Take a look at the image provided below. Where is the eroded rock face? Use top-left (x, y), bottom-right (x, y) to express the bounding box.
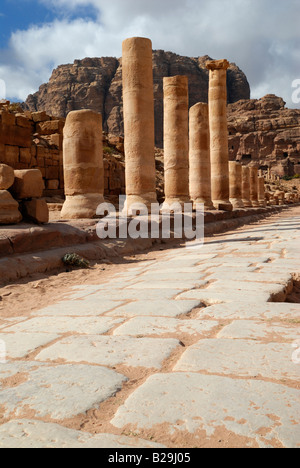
top-left (23, 52), bottom-right (250, 148)
top-left (228, 95), bottom-right (300, 176)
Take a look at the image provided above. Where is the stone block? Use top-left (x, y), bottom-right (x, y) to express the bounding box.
top-left (46, 179), bottom-right (59, 190)
top-left (0, 164), bottom-right (15, 190)
top-left (11, 169), bottom-right (45, 199)
top-left (21, 198), bottom-right (49, 224)
top-left (0, 124), bottom-right (32, 147)
top-left (19, 147), bottom-right (32, 164)
top-left (31, 111), bottom-right (50, 122)
top-left (16, 115), bottom-right (33, 128)
top-left (3, 145), bottom-right (19, 166)
top-left (36, 120), bottom-right (64, 135)
top-left (45, 166), bottom-right (59, 179)
top-left (0, 111), bottom-right (15, 126)
top-left (0, 190), bottom-right (22, 224)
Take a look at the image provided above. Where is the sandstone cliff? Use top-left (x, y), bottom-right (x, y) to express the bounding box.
top-left (23, 51), bottom-right (250, 147)
top-left (228, 95), bottom-right (300, 176)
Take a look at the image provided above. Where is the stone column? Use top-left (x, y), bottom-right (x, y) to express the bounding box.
top-left (61, 110), bottom-right (104, 219)
top-left (229, 161), bottom-right (244, 209)
top-left (258, 176), bottom-right (266, 207)
top-left (162, 75), bottom-right (190, 210)
top-left (249, 166), bottom-right (260, 207)
top-left (189, 103), bottom-right (214, 210)
top-left (206, 59), bottom-right (232, 211)
top-left (242, 166), bottom-right (252, 207)
top-left (122, 37), bottom-right (157, 213)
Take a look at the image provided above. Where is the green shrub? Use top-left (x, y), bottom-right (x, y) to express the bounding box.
top-left (103, 146), bottom-right (114, 155)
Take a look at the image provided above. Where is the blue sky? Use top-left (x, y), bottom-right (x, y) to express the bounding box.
top-left (0, 0), bottom-right (299, 107)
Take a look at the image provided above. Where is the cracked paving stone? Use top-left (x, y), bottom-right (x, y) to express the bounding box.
top-left (31, 299), bottom-right (125, 316)
top-left (217, 320), bottom-right (300, 342)
top-left (0, 362), bottom-right (127, 420)
top-left (124, 280), bottom-right (209, 290)
top-left (106, 299), bottom-right (202, 318)
top-left (35, 335), bottom-right (180, 368)
top-left (113, 316), bottom-right (219, 337)
top-left (0, 332), bottom-right (59, 358)
top-left (173, 339), bottom-right (300, 380)
top-left (2, 316), bottom-right (124, 335)
top-left (195, 302), bottom-right (300, 321)
top-left (0, 419), bottom-right (165, 448)
top-left (176, 289), bottom-right (272, 304)
top-left (111, 373), bottom-right (300, 448)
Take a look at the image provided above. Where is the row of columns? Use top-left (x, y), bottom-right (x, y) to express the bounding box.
top-left (60, 37), bottom-right (273, 219)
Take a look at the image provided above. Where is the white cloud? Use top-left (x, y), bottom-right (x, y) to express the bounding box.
top-left (0, 0), bottom-right (299, 107)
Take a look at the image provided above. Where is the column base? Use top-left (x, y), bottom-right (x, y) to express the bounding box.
top-left (123, 193), bottom-right (158, 215)
top-left (161, 197), bottom-right (191, 213)
top-left (251, 200), bottom-right (260, 208)
top-left (258, 200), bottom-right (266, 207)
top-left (61, 194), bottom-right (105, 219)
top-left (192, 198), bottom-right (215, 211)
top-left (213, 200), bottom-right (233, 211)
top-left (230, 198), bottom-right (245, 209)
top-left (242, 199), bottom-right (252, 208)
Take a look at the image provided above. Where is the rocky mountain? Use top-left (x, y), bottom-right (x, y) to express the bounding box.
top-left (227, 95), bottom-right (300, 176)
top-left (23, 51), bottom-right (250, 147)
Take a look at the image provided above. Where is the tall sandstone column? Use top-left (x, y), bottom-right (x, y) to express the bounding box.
top-left (61, 110), bottom-right (104, 219)
top-left (122, 37), bottom-right (157, 213)
top-left (249, 166), bottom-right (260, 207)
top-left (206, 59), bottom-right (232, 211)
top-left (258, 176), bottom-right (266, 207)
top-left (162, 75), bottom-right (190, 209)
top-left (189, 103), bottom-right (214, 210)
top-left (229, 161), bottom-right (244, 209)
top-left (242, 166), bottom-right (252, 207)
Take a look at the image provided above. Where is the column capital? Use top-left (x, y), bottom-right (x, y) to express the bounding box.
top-left (206, 59), bottom-right (230, 71)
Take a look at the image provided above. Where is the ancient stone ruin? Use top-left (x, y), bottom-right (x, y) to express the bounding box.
top-left (0, 37), bottom-right (299, 226)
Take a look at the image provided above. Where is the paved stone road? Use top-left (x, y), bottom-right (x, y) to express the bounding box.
top-left (0, 211), bottom-right (299, 448)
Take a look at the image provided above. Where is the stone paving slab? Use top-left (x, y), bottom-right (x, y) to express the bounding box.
top-left (35, 335), bottom-right (180, 369)
top-left (196, 302), bottom-right (300, 321)
top-left (88, 288), bottom-right (181, 301)
top-left (173, 339), bottom-right (300, 380)
top-left (2, 316), bottom-right (124, 335)
top-left (206, 270), bottom-right (293, 285)
top-left (106, 299), bottom-right (202, 318)
top-left (31, 299), bottom-right (125, 316)
top-left (176, 289), bottom-right (272, 304)
top-left (207, 280), bottom-right (286, 291)
top-left (0, 332), bottom-right (59, 358)
top-left (0, 362), bottom-right (127, 420)
top-left (137, 271), bottom-right (208, 281)
top-left (0, 419), bottom-right (165, 448)
top-left (201, 257), bottom-right (269, 266)
top-left (113, 316), bottom-right (219, 337)
top-left (124, 280), bottom-right (209, 290)
top-left (111, 373), bottom-right (300, 448)
top-left (217, 320), bottom-right (300, 342)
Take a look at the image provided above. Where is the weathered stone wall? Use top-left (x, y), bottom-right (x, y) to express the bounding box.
top-left (0, 105), bottom-right (64, 197)
top-left (0, 103), bottom-right (126, 199)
